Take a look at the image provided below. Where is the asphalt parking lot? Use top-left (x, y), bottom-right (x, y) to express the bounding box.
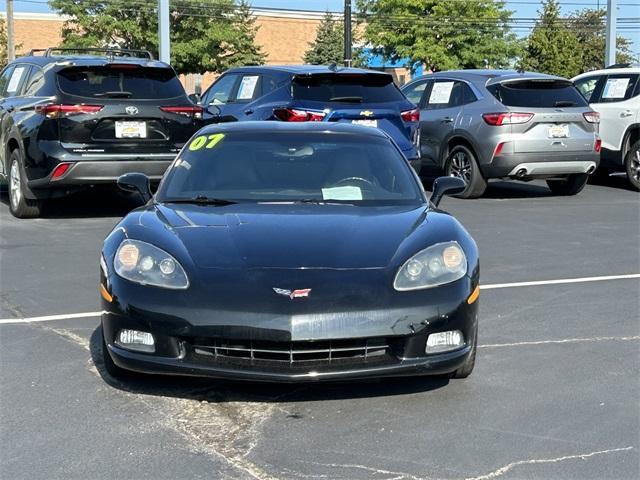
top-left (1, 177), bottom-right (638, 480)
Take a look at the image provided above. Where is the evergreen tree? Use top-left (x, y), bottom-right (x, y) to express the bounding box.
top-left (304, 11), bottom-right (367, 67)
top-left (519, 0), bottom-right (581, 77)
top-left (0, 17), bottom-right (7, 69)
top-left (227, 0), bottom-right (267, 67)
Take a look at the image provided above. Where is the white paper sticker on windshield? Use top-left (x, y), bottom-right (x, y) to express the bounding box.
top-left (429, 81), bottom-right (454, 104)
top-left (602, 78), bottom-right (630, 99)
top-left (7, 67), bottom-right (25, 93)
top-left (237, 75), bottom-right (259, 100)
top-left (321, 186), bottom-right (363, 201)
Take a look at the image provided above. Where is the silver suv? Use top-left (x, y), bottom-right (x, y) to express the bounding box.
top-left (402, 70), bottom-right (601, 198)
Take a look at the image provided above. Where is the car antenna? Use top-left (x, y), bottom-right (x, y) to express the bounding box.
top-left (328, 62), bottom-right (338, 72)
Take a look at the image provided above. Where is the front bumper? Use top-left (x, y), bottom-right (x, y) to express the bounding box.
top-left (101, 276), bottom-right (478, 382)
top-left (482, 151), bottom-right (600, 178)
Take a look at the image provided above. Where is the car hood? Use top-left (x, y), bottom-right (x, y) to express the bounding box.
top-left (150, 203), bottom-right (428, 270)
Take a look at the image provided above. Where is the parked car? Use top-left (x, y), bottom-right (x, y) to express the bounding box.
top-left (572, 65), bottom-right (640, 190)
top-left (401, 70), bottom-right (601, 198)
top-left (100, 121), bottom-right (479, 382)
top-left (194, 65), bottom-right (421, 171)
top-left (0, 48), bottom-right (203, 218)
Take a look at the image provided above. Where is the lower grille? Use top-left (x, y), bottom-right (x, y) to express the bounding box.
top-left (191, 338), bottom-right (389, 364)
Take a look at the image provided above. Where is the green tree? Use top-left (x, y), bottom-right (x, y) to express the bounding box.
top-left (519, 0), bottom-right (582, 77)
top-left (303, 11), bottom-right (367, 67)
top-left (226, 0), bottom-right (266, 67)
top-left (49, 0), bottom-right (264, 74)
top-left (355, 0), bottom-right (520, 72)
top-left (0, 17), bottom-right (7, 69)
top-left (569, 8), bottom-right (634, 72)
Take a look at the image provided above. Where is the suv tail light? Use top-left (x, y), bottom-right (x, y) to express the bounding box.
top-left (36, 104), bottom-right (103, 118)
top-left (401, 108), bottom-right (419, 123)
top-left (51, 162), bottom-right (72, 180)
top-left (594, 138), bottom-right (602, 152)
top-left (483, 112), bottom-right (533, 126)
top-left (160, 105), bottom-right (203, 119)
top-left (273, 108), bottom-right (326, 122)
top-left (583, 111), bottom-right (600, 124)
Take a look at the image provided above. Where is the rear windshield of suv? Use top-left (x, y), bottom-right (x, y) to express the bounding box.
top-left (292, 74), bottom-right (405, 103)
top-left (489, 80), bottom-right (588, 108)
top-left (57, 66), bottom-right (185, 99)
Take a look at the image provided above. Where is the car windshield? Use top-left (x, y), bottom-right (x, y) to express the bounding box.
top-left (156, 132), bottom-right (423, 206)
top-left (489, 79), bottom-right (588, 108)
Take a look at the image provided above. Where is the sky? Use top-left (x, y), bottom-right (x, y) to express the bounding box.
top-left (1, 0), bottom-right (638, 59)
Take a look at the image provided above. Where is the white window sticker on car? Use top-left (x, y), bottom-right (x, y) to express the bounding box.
top-left (7, 66), bottom-right (25, 93)
top-left (602, 78), bottom-right (630, 99)
top-left (429, 81), bottom-right (454, 104)
top-left (237, 75), bottom-right (259, 100)
top-left (321, 186), bottom-right (363, 201)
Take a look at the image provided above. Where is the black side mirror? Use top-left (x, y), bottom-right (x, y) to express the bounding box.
top-left (117, 173), bottom-right (152, 204)
top-left (188, 93), bottom-right (200, 104)
top-left (430, 176), bottom-right (466, 207)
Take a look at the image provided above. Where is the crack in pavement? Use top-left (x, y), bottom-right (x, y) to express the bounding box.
top-left (479, 336), bottom-right (640, 348)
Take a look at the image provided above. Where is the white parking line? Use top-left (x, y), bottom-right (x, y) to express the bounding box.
top-left (0, 273), bottom-right (638, 325)
top-left (481, 273), bottom-right (640, 290)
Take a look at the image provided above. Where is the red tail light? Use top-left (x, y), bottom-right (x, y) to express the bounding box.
top-left (594, 138), bottom-right (602, 152)
top-left (106, 63), bottom-right (141, 69)
top-left (51, 162), bottom-right (72, 179)
top-left (401, 108), bottom-right (419, 123)
top-left (493, 142), bottom-right (505, 157)
top-left (160, 105), bottom-right (203, 119)
top-left (583, 111), bottom-right (600, 124)
top-left (273, 108), bottom-right (326, 122)
top-left (36, 104), bottom-right (103, 118)
top-left (483, 112), bottom-right (533, 126)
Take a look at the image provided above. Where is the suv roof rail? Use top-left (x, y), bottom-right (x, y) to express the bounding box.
top-left (28, 47), bottom-right (154, 60)
top-left (605, 62), bottom-right (639, 69)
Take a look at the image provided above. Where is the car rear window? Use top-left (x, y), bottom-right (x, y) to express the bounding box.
top-left (292, 74), bottom-right (405, 103)
top-left (57, 66), bottom-right (185, 99)
top-left (489, 80), bottom-right (588, 108)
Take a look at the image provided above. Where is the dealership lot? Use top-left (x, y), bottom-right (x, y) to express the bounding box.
top-left (1, 178), bottom-right (638, 479)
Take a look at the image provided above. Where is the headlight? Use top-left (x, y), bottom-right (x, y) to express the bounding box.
top-left (394, 241), bottom-right (467, 291)
top-left (114, 239), bottom-right (189, 289)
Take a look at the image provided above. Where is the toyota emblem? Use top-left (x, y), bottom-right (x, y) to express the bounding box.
top-left (125, 106), bottom-right (139, 115)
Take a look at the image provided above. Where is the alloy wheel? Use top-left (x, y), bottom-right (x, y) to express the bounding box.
top-left (448, 151), bottom-right (472, 185)
top-left (632, 148), bottom-right (640, 183)
top-left (9, 159), bottom-right (21, 210)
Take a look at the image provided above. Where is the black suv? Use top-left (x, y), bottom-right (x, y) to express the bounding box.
top-left (0, 48), bottom-right (202, 218)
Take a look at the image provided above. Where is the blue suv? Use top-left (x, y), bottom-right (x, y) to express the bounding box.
top-left (195, 65), bottom-right (421, 171)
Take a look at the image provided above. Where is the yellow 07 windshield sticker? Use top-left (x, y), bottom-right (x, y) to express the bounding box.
top-left (188, 133), bottom-right (225, 151)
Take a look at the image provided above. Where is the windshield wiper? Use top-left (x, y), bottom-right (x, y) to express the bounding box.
top-left (162, 195), bottom-right (237, 206)
top-left (554, 100), bottom-right (575, 107)
top-left (292, 198), bottom-right (356, 205)
top-left (94, 91), bottom-right (133, 98)
top-left (329, 96), bottom-right (363, 103)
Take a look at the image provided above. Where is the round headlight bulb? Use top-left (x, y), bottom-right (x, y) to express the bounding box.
top-left (159, 258), bottom-right (176, 275)
top-left (405, 259), bottom-right (423, 279)
top-left (139, 256), bottom-right (154, 272)
top-left (428, 256), bottom-right (443, 275)
top-left (118, 243), bottom-right (139, 270)
top-left (443, 245), bottom-right (464, 270)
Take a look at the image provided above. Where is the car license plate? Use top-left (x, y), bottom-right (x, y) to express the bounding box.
top-left (352, 119), bottom-right (378, 128)
top-left (115, 121), bottom-right (147, 139)
top-left (548, 124), bottom-right (569, 138)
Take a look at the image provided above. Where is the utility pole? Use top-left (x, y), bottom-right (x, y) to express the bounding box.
top-left (343, 0), bottom-right (352, 67)
top-left (605, 0), bottom-right (616, 66)
top-left (7, 0), bottom-right (15, 62)
top-left (158, 0), bottom-right (170, 63)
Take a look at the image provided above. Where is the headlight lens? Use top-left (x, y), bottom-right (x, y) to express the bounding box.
top-left (114, 239), bottom-right (189, 289)
top-left (394, 241), bottom-right (467, 291)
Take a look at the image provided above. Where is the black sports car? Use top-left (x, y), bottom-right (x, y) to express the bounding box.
top-left (100, 122), bottom-right (479, 382)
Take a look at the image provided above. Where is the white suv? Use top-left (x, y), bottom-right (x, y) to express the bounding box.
top-left (573, 65), bottom-right (640, 190)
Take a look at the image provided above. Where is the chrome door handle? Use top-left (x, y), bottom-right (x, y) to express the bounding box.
top-left (441, 117), bottom-right (453, 123)
top-left (620, 110), bottom-right (633, 117)
top-left (244, 109), bottom-right (254, 115)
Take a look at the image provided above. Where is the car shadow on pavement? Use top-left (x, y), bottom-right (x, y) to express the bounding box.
top-left (588, 173), bottom-right (638, 192)
top-left (421, 176), bottom-right (552, 198)
top-left (89, 327), bottom-right (451, 403)
top-left (0, 186), bottom-right (144, 219)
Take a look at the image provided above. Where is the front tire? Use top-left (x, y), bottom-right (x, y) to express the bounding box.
top-left (546, 173), bottom-right (589, 196)
top-left (445, 145), bottom-right (487, 199)
top-left (624, 140), bottom-right (640, 191)
top-left (8, 150), bottom-right (42, 218)
top-left (452, 332), bottom-right (477, 379)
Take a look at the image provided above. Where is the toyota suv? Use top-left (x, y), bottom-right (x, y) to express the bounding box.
top-left (573, 65), bottom-right (640, 190)
top-left (402, 70), bottom-right (601, 198)
top-left (194, 65), bottom-right (420, 170)
top-left (0, 48), bottom-right (202, 218)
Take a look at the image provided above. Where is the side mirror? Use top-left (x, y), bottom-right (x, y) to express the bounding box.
top-left (188, 93), bottom-right (200, 104)
top-left (430, 176), bottom-right (465, 207)
top-left (117, 173), bottom-right (152, 204)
